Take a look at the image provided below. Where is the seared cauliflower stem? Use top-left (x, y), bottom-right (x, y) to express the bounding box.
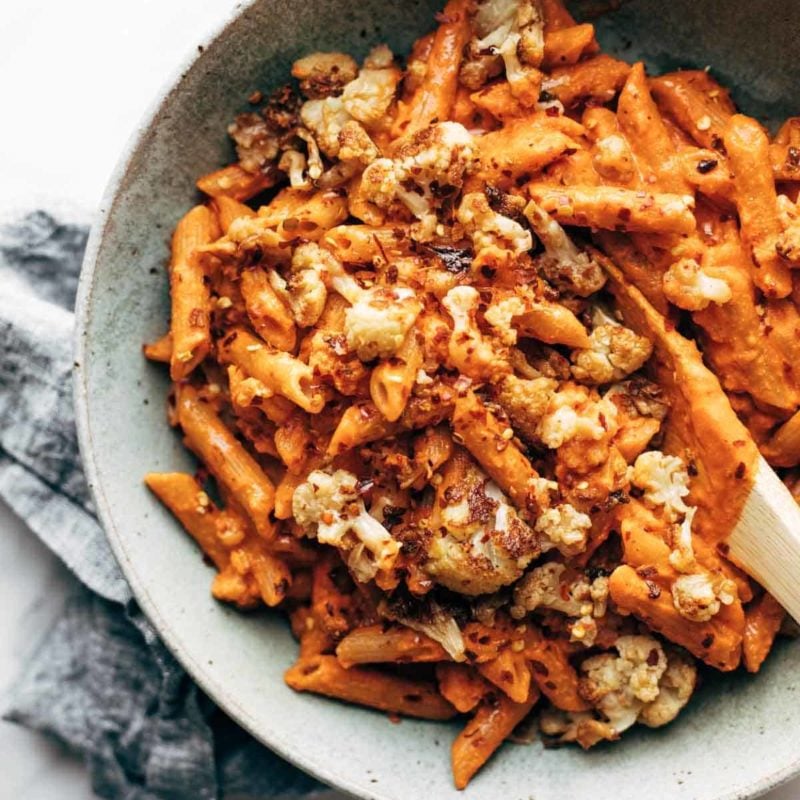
top-left (147, 3), bottom-right (790, 790)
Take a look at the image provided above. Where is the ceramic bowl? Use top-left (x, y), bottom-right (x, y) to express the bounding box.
top-left (74, 1), bottom-right (800, 798)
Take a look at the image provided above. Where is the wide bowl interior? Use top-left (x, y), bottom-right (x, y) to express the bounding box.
top-left (76, 2), bottom-right (800, 798)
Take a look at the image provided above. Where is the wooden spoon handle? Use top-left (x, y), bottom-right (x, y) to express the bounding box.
top-left (727, 455), bottom-right (800, 623)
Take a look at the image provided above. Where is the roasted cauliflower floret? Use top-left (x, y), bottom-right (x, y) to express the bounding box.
top-left (292, 51), bottom-right (359, 98)
top-left (637, 648), bottom-right (698, 728)
top-left (605, 378), bottom-right (669, 421)
top-left (574, 639), bottom-right (697, 740)
top-left (281, 242), bottom-right (338, 326)
top-left (343, 286), bottom-right (422, 361)
top-left (537, 383), bottom-right (619, 449)
top-left (777, 194), bottom-right (800, 265)
top-left (630, 450), bottom-right (690, 521)
top-left (483, 295), bottom-right (528, 345)
top-left (342, 46), bottom-right (401, 125)
top-left (300, 96), bottom-right (353, 157)
top-left (512, 561), bottom-right (608, 645)
top-left (539, 709), bottom-right (617, 748)
top-left (424, 462), bottom-right (542, 596)
top-left (580, 635), bottom-right (668, 734)
top-left (228, 112), bottom-right (280, 173)
top-left (535, 504), bottom-right (592, 556)
top-left (337, 120), bottom-right (380, 165)
top-left (460, 0), bottom-right (544, 103)
top-left (671, 572), bottom-right (737, 623)
top-left (292, 468), bottom-right (400, 582)
top-left (524, 201), bottom-right (607, 297)
top-left (358, 122), bottom-right (475, 239)
top-left (662, 257), bottom-right (732, 311)
top-left (457, 192), bottom-right (532, 267)
top-left (493, 374), bottom-right (558, 443)
top-left (571, 307), bottom-right (653, 385)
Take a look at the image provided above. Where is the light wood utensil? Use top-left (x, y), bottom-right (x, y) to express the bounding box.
top-left (728, 457), bottom-right (800, 622)
top-left (601, 253), bottom-right (800, 622)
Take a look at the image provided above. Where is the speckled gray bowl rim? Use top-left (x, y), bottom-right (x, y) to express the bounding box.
top-left (73, 3), bottom-right (800, 799)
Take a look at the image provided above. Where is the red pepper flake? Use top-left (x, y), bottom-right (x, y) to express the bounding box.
top-left (701, 633), bottom-right (715, 649)
top-left (697, 158), bottom-right (718, 174)
top-left (646, 648), bottom-right (660, 666)
top-left (735, 462), bottom-right (746, 479)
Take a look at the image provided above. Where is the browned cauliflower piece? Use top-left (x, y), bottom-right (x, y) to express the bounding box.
top-left (292, 468), bottom-right (401, 582)
top-left (493, 374), bottom-right (558, 443)
top-left (524, 200), bottom-right (607, 297)
top-left (337, 120), bottom-right (380, 165)
top-left (540, 709), bottom-right (618, 748)
top-left (662, 257), bottom-right (732, 311)
top-left (344, 286), bottom-right (422, 361)
top-left (571, 308), bottom-right (653, 385)
top-left (629, 450), bottom-right (690, 522)
top-left (534, 505), bottom-right (592, 556)
top-left (441, 286), bottom-right (509, 379)
top-left (776, 194), bottom-right (800, 265)
top-left (357, 122), bottom-right (475, 239)
top-left (291, 51), bottom-right (359, 98)
top-left (605, 377), bottom-right (669, 421)
top-left (341, 45), bottom-right (401, 126)
top-left (457, 192), bottom-right (532, 267)
top-left (228, 112), bottom-right (280, 173)
top-left (671, 571), bottom-right (738, 623)
top-left (424, 462), bottom-right (542, 595)
top-left (545, 642), bottom-right (697, 745)
top-left (298, 46), bottom-right (398, 168)
top-left (460, 0), bottom-right (544, 102)
top-left (579, 635), bottom-right (668, 734)
top-left (536, 383), bottom-right (619, 449)
top-left (275, 242), bottom-right (335, 327)
top-left (637, 648), bottom-right (698, 728)
top-left (512, 561), bottom-right (609, 645)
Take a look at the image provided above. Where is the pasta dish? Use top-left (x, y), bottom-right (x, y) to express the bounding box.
top-left (143, 0), bottom-right (800, 787)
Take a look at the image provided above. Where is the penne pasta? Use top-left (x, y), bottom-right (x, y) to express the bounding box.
top-left (369, 329), bottom-right (423, 422)
top-left (239, 266), bottom-right (297, 351)
top-left (143, 331), bottom-right (172, 363)
top-left (742, 592), bottom-right (786, 673)
top-left (451, 685), bottom-right (539, 790)
top-left (528, 184), bottom-right (696, 235)
top-left (336, 624), bottom-right (448, 668)
top-left (218, 327), bottom-right (324, 413)
top-left (724, 114), bottom-right (793, 298)
top-left (197, 163), bottom-right (278, 200)
top-left (452, 391), bottom-right (540, 512)
top-left (285, 655), bottom-right (457, 720)
top-left (392, 0), bottom-right (471, 138)
top-left (168, 205), bottom-right (220, 380)
top-left (176, 384), bottom-right (276, 538)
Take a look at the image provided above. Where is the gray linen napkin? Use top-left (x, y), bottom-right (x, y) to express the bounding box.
top-left (0, 210), bottom-right (324, 800)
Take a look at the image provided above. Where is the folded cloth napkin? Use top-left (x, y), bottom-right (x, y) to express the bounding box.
top-left (0, 209), bottom-right (327, 800)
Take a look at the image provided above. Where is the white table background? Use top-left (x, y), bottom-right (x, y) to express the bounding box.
top-left (0, 2), bottom-right (798, 799)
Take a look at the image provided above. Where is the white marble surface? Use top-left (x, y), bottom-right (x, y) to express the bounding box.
top-left (1, 1), bottom-right (799, 799)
